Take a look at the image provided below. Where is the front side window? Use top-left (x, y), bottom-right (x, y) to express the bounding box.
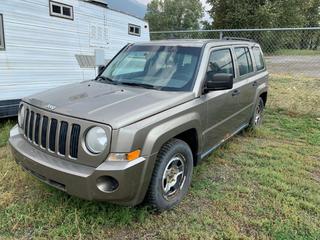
top-left (0, 14), bottom-right (5, 50)
top-left (252, 46), bottom-right (265, 71)
top-left (207, 49), bottom-right (234, 76)
top-left (49, 1), bottom-right (74, 20)
top-left (235, 47), bottom-right (254, 76)
top-left (99, 45), bottom-right (202, 91)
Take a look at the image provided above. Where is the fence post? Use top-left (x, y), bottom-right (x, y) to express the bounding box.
top-left (219, 31), bottom-right (224, 39)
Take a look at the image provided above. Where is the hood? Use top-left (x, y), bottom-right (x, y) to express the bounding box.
top-left (24, 81), bottom-right (195, 129)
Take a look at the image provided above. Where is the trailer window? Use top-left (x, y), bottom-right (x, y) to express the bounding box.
top-left (49, 1), bottom-right (74, 20)
top-left (0, 14), bottom-right (4, 50)
top-left (128, 24), bottom-right (141, 37)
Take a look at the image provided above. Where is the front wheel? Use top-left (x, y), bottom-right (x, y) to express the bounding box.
top-left (248, 97), bottom-right (265, 130)
top-left (146, 139), bottom-right (193, 211)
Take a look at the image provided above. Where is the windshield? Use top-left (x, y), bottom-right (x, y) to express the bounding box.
top-left (99, 45), bottom-right (202, 91)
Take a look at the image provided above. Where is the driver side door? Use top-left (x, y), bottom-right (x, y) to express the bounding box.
top-left (202, 47), bottom-right (242, 156)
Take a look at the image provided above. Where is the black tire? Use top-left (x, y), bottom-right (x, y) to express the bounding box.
top-left (146, 138), bottom-right (193, 211)
top-left (247, 97), bottom-right (265, 130)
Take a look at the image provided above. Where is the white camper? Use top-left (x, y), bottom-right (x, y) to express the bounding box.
top-left (0, 0), bottom-right (150, 117)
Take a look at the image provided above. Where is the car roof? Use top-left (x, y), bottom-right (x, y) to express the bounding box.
top-left (135, 39), bottom-right (259, 48)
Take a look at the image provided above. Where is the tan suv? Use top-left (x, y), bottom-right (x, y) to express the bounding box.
top-left (9, 39), bottom-right (268, 211)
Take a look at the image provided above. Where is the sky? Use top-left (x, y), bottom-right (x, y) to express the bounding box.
top-left (135, 0), bottom-right (212, 22)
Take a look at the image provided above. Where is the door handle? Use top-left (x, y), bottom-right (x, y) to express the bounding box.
top-left (232, 89), bottom-right (240, 97)
top-left (252, 81), bottom-right (258, 87)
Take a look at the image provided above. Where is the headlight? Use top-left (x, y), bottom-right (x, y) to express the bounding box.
top-left (18, 105), bottom-right (25, 128)
top-left (85, 127), bottom-right (108, 154)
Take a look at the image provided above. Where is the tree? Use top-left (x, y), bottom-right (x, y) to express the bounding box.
top-left (145, 0), bottom-right (204, 32)
top-left (204, 0), bottom-right (320, 29)
top-left (204, 0), bottom-right (320, 52)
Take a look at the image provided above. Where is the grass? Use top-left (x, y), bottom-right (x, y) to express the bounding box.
top-left (1, 75), bottom-right (320, 239)
top-left (271, 49), bottom-right (320, 56)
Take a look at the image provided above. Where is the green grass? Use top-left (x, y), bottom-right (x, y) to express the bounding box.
top-left (0, 119), bottom-right (15, 148)
top-left (271, 49), bottom-right (320, 56)
top-left (1, 76), bottom-right (320, 239)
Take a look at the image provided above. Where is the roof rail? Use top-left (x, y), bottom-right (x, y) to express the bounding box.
top-left (223, 37), bottom-right (255, 42)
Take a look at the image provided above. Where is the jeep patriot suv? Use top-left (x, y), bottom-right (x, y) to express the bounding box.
top-left (9, 39), bottom-right (268, 211)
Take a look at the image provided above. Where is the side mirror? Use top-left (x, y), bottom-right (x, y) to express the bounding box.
top-left (206, 73), bottom-right (234, 91)
top-left (98, 65), bottom-right (105, 75)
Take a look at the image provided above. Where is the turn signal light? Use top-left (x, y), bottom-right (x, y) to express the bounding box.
top-left (127, 150), bottom-right (141, 161)
top-left (107, 150), bottom-right (141, 161)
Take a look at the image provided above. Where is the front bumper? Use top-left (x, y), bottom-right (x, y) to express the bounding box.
top-left (9, 125), bottom-right (153, 206)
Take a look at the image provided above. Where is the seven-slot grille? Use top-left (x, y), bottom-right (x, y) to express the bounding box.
top-left (23, 107), bottom-right (81, 159)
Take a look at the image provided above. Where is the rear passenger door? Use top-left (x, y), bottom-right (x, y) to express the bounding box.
top-left (232, 46), bottom-right (257, 125)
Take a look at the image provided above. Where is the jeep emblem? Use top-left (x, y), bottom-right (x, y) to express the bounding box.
top-left (47, 104), bottom-right (56, 111)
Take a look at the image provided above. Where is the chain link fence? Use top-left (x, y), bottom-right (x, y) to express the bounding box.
top-left (150, 28), bottom-right (320, 79)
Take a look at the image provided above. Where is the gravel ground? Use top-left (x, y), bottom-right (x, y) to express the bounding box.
top-left (266, 55), bottom-right (320, 78)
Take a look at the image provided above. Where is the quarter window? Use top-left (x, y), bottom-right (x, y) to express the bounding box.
top-left (0, 14), bottom-right (4, 50)
top-left (207, 49), bottom-right (234, 76)
top-left (49, 1), bottom-right (74, 20)
top-left (128, 24), bottom-right (141, 37)
top-left (252, 47), bottom-right (265, 71)
top-left (235, 47), bottom-right (254, 76)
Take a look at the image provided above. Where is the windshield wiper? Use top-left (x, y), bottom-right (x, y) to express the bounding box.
top-left (119, 82), bottom-right (161, 90)
top-left (96, 76), bottom-right (117, 84)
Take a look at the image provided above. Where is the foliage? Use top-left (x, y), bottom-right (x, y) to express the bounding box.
top-left (203, 0), bottom-right (320, 52)
top-left (145, 0), bottom-right (203, 31)
top-left (0, 119), bottom-right (15, 148)
top-left (205, 0), bottom-right (320, 29)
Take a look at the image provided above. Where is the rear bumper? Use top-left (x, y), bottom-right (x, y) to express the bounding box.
top-left (9, 125), bottom-right (154, 206)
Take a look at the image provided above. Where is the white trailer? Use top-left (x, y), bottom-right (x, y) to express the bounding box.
top-left (0, 0), bottom-right (150, 117)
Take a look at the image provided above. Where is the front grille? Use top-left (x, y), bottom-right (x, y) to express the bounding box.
top-left (34, 113), bottom-right (41, 145)
top-left (23, 106), bottom-right (81, 159)
top-left (70, 124), bottom-right (80, 158)
top-left (49, 119), bottom-right (58, 152)
top-left (24, 109), bottom-right (30, 137)
top-left (58, 121), bottom-right (68, 155)
top-left (28, 111), bottom-right (35, 141)
top-left (41, 116), bottom-right (48, 148)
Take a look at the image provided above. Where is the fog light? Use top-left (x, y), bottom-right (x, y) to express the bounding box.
top-left (96, 176), bottom-right (119, 193)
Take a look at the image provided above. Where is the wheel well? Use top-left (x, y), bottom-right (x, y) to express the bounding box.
top-left (174, 129), bottom-right (199, 166)
top-left (260, 92), bottom-right (268, 106)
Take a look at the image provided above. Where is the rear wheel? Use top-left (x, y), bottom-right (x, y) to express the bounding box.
top-left (146, 139), bottom-right (193, 211)
top-left (248, 97), bottom-right (265, 130)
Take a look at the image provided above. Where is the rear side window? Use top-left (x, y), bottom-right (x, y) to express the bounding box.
top-left (235, 47), bottom-right (254, 76)
top-left (207, 49), bottom-right (234, 76)
top-left (0, 14), bottom-right (4, 50)
top-left (252, 47), bottom-right (265, 71)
